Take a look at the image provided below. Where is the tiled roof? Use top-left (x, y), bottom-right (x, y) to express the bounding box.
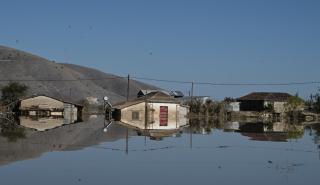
top-left (237, 92), bottom-right (292, 101)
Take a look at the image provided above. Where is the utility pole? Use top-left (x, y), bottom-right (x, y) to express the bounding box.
top-left (126, 128), bottom-right (129, 155)
top-left (191, 81), bottom-right (194, 102)
top-left (127, 74), bottom-right (130, 101)
top-left (190, 123), bottom-right (193, 149)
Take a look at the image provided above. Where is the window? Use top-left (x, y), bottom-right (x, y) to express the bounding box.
top-left (159, 106), bottom-right (168, 126)
top-left (132, 111), bottom-right (140, 120)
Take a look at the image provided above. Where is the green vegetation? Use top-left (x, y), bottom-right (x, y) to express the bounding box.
top-left (1, 82), bottom-right (28, 106)
top-left (306, 88), bottom-right (320, 113)
top-left (188, 98), bottom-right (224, 117)
top-left (285, 93), bottom-right (305, 112)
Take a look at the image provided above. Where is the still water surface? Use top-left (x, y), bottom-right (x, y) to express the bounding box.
top-left (0, 116), bottom-right (319, 185)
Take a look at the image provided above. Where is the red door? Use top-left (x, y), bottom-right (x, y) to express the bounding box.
top-left (159, 106), bottom-right (168, 126)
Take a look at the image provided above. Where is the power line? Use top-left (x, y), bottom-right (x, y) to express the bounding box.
top-left (0, 76), bottom-right (126, 82)
top-left (0, 75), bottom-right (319, 86)
top-left (131, 76), bottom-right (320, 86)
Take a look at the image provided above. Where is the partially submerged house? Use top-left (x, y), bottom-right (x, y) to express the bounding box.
top-left (113, 91), bottom-right (189, 130)
top-left (237, 92), bottom-right (292, 113)
top-left (19, 95), bottom-right (83, 121)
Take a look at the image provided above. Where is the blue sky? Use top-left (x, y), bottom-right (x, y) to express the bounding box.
top-left (0, 0), bottom-right (319, 99)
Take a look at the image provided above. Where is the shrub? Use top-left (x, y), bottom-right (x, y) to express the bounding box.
top-left (1, 82), bottom-right (28, 106)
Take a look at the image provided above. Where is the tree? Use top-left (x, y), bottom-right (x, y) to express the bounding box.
top-left (1, 82), bottom-right (28, 106)
top-left (307, 88), bottom-right (320, 113)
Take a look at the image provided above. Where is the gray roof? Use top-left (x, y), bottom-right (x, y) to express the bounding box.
top-left (170, 91), bottom-right (184, 97)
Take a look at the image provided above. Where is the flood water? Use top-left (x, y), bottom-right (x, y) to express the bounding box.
top-left (0, 116), bottom-right (319, 185)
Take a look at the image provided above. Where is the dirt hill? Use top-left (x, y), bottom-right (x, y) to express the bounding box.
top-left (0, 45), bottom-right (158, 104)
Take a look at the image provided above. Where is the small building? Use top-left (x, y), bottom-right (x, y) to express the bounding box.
top-left (19, 95), bottom-right (83, 121)
top-left (113, 91), bottom-right (189, 130)
top-left (225, 102), bottom-right (240, 112)
top-left (237, 92), bottom-right (292, 113)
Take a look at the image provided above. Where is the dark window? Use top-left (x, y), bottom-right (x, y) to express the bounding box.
top-left (132, 111), bottom-right (140, 120)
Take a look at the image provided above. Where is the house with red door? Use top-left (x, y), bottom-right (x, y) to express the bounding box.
top-left (113, 91), bottom-right (189, 130)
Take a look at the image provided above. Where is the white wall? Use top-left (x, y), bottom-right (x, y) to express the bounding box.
top-left (21, 96), bottom-right (64, 110)
top-left (119, 102), bottom-right (189, 130)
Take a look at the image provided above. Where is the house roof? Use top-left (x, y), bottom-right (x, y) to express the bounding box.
top-left (20, 94), bottom-right (83, 107)
top-left (170, 90), bottom-right (184, 97)
top-left (138, 89), bottom-right (170, 96)
top-left (237, 92), bottom-right (292, 101)
top-left (114, 91), bottom-right (179, 109)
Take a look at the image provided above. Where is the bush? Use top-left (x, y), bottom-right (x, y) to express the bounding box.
top-left (285, 93), bottom-right (305, 112)
top-left (1, 82), bottom-right (28, 106)
top-left (306, 89), bottom-right (320, 113)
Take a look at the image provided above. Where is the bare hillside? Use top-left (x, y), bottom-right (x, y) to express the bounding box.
top-left (0, 45), bottom-right (158, 104)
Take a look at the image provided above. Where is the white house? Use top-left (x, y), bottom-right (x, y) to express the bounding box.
top-left (113, 91), bottom-right (189, 130)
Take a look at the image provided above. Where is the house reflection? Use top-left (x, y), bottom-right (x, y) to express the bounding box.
top-left (19, 116), bottom-right (77, 131)
top-left (234, 122), bottom-right (304, 142)
top-left (136, 127), bottom-right (182, 141)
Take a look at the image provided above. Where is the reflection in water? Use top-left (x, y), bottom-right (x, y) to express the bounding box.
top-left (0, 124), bottom-right (25, 142)
top-left (0, 116), bottom-right (131, 166)
top-left (19, 117), bottom-right (70, 131)
top-left (0, 115), bottom-right (320, 185)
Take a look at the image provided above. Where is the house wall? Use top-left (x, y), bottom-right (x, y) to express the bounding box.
top-left (226, 102), bottom-right (240, 112)
top-left (120, 102), bottom-right (187, 130)
top-left (64, 104), bottom-right (78, 123)
top-left (273, 102), bottom-right (286, 113)
top-left (120, 102), bottom-right (146, 129)
top-left (147, 102), bottom-right (179, 130)
top-left (20, 96), bottom-right (64, 110)
top-left (178, 105), bottom-right (189, 127)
